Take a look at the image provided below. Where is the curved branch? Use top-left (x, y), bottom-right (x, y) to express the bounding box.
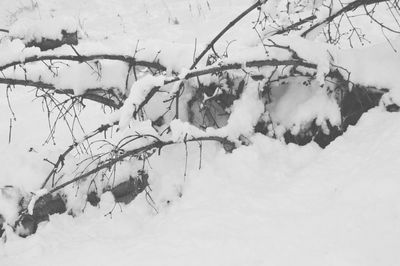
top-left (0, 58), bottom-right (316, 112)
top-left (363, 5), bottom-right (400, 34)
top-left (190, 0), bottom-right (265, 70)
top-left (301, 0), bottom-right (389, 38)
top-left (0, 78), bottom-right (122, 108)
top-left (47, 136), bottom-right (234, 194)
top-left (40, 123), bottom-right (113, 188)
top-left (0, 54), bottom-right (166, 72)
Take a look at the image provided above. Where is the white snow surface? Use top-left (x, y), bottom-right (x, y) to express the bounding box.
top-left (9, 16), bottom-right (77, 43)
top-left (1, 108), bottom-right (400, 266)
top-left (1, 0), bottom-right (400, 265)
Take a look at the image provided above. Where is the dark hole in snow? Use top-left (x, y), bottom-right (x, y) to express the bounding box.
top-left (15, 214), bottom-right (37, 237)
top-left (87, 191), bottom-right (101, 207)
top-left (0, 214), bottom-right (4, 238)
top-left (341, 85), bottom-right (383, 130)
top-left (386, 104), bottom-right (400, 112)
top-left (255, 85), bottom-right (385, 148)
top-left (32, 194), bottom-right (67, 223)
top-left (282, 120), bottom-right (342, 148)
top-left (14, 193), bottom-right (67, 237)
top-left (110, 171), bottom-right (149, 204)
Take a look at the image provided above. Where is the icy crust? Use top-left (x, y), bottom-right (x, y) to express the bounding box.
top-left (9, 16), bottom-right (77, 43)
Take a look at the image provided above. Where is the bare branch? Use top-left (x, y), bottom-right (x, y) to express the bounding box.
top-left (270, 15), bottom-right (317, 36)
top-left (0, 54), bottom-right (166, 72)
top-left (47, 136), bottom-right (234, 194)
top-left (301, 0), bottom-right (389, 37)
top-left (190, 0), bottom-right (265, 70)
top-left (0, 78), bottom-right (122, 108)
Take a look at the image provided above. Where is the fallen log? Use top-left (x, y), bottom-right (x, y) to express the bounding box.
top-left (12, 171), bottom-right (149, 237)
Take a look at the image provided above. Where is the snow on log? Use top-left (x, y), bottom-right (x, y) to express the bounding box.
top-left (9, 16), bottom-right (78, 51)
top-left (25, 30), bottom-right (78, 51)
top-left (109, 171), bottom-right (149, 204)
top-left (15, 194), bottom-right (66, 237)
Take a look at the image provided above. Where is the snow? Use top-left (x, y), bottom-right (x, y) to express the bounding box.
top-left (0, 39), bottom-right (39, 67)
top-left (0, 187), bottom-right (26, 224)
top-left (336, 38), bottom-right (400, 93)
top-left (217, 79), bottom-right (265, 138)
top-left (2, 109), bottom-right (400, 266)
top-left (9, 16), bottom-right (77, 43)
top-left (27, 189), bottom-right (48, 215)
top-left (169, 80), bottom-right (265, 141)
top-left (267, 77), bottom-right (341, 136)
top-left (54, 60), bottom-right (129, 95)
top-left (118, 75), bottom-right (165, 130)
top-left (1, 0), bottom-right (400, 265)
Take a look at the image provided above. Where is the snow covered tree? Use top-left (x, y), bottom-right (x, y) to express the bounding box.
top-left (0, 0), bottom-right (399, 239)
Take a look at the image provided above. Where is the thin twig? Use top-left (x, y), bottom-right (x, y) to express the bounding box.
top-left (47, 136), bottom-right (234, 194)
top-left (190, 0), bottom-right (265, 70)
top-left (0, 54), bottom-right (166, 72)
top-left (301, 0), bottom-right (388, 37)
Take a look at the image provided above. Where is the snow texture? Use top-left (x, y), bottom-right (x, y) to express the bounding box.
top-left (0, 0), bottom-right (400, 265)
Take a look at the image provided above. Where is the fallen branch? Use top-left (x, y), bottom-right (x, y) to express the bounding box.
top-left (47, 136), bottom-right (234, 195)
top-left (41, 124), bottom-right (114, 188)
top-left (0, 78), bottom-right (122, 108)
top-left (0, 54), bottom-right (166, 72)
top-left (134, 58), bottom-right (318, 118)
top-left (0, 58), bottom-right (317, 112)
top-left (39, 56), bottom-right (318, 194)
top-left (26, 31), bottom-right (78, 51)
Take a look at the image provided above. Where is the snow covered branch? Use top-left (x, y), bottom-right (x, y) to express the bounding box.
top-left (0, 54), bottom-right (166, 72)
top-left (0, 77), bottom-right (122, 108)
top-left (46, 135), bottom-right (234, 195)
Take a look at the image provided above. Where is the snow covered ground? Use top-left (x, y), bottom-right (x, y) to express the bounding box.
top-left (2, 104), bottom-right (400, 266)
top-left (1, 0), bottom-right (400, 265)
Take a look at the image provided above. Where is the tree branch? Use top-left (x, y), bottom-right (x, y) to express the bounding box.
top-left (190, 0), bottom-right (265, 70)
top-left (271, 15), bottom-right (317, 36)
top-left (0, 54), bottom-right (166, 72)
top-left (134, 58), bottom-right (318, 117)
top-left (0, 78), bottom-right (122, 108)
top-left (47, 136), bottom-right (234, 194)
top-left (301, 0), bottom-right (389, 37)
